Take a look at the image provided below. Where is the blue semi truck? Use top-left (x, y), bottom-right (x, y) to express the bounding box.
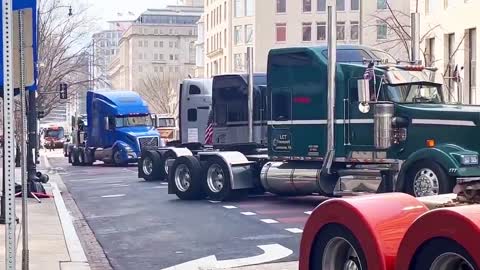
top-left (68, 90), bottom-right (161, 166)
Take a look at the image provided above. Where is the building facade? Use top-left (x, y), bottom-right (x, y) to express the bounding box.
top-left (194, 15), bottom-right (206, 77)
top-left (92, 30), bottom-right (123, 89)
top-left (204, 0), bottom-right (412, 77)
top-left (421, 0), bottom-right (478, 104)
top-left (108, 6), bottom-right (202, 93)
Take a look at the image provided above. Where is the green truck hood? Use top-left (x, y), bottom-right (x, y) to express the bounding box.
top-left (396, 103), bottom-right (480, 122)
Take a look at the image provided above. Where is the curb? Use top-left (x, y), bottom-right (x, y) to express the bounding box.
top-left (42, 154), bottom-right (91, 269)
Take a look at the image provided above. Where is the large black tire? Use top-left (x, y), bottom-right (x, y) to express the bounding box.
top-left (203, 156), bottom-right (242, 201)
top-left (169, 156), bottom-right (204, 200)
top-left (78, 148), bottom-right (86, 166)
top-left (159, 150), bottom-right (177, 179)
top-left (405, 160), bottom-right (454, 197)
top-left (310, 224), bottom-right (368, 270)
top-left (112, 148), bottom-right (127, 167)
top-left (410, 238), bottom-right (477, 270)
top-left (140, 151), bottom-right (163, 181)
top-left (83, 149), bottom-right (94, 166)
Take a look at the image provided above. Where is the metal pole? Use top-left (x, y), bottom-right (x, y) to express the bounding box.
top-left (247, 47), bottom-right (254, 143)
top-left (92, 40), bottom-right (95, 90)
top-left (18, 10), bottom-right (30, 270)
top-left (323, 0), bottom-right (337, 174)
top-left (3, 0), bottom-right (17, 268)
top-left (411, 12), bottom-right (421, 64)
top-left (359, 0), bottom-right (363, 44)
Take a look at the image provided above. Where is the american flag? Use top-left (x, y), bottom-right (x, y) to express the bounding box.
top-left (364, 61), bottom-right (375, 80)
top-left (204, 109), bottom-right (214, 145)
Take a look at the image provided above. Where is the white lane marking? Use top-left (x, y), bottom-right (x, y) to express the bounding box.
top-left (161, 182), bottom-right (169, 185)
top-left (223, 205), bottom-right (237, 209)
top-left (152, 186), bottom-right (168, 189)
top-left (241, 212), bottom-right (257, 216)
top-left (111, 184), bottom-right (129, 187)
top-left (261, 219), bottom-right (279, 224)
top-left (305, 211), bottom-right (313, 215)
top-left (161, 244), bottom-right (293, 270)
top-left (101, 194), bottom-right (126, 198)
top-left (285, 228), bottom-right (303, 234)
top-left (209, 200), bottom-right (221, 203)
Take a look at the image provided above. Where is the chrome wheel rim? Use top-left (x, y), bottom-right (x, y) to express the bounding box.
top-left (430, 252), bottom-right (474, 270)
top-left (414, 168), bottom-right (440, 197)
top-left (175, 164), bottom-right (191, 192)
top-left (207, 164), bottom-right (224, 193)
top-left (142, 157), bottom-right (153, 175)
top-left (322, 237), bottom-right (362, 270)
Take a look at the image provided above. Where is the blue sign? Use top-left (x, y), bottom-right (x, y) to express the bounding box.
top-left (0, 0), bottom-right (38, 95)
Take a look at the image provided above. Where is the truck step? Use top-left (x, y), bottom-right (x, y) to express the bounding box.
top-left (338, 169), bottom-right (385, 177)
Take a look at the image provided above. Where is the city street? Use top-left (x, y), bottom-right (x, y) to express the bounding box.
top-left (46, 150), bottom-right (324, 270)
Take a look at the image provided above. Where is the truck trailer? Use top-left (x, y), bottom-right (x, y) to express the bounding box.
top-left (68, 90), bottom-right (161, 166)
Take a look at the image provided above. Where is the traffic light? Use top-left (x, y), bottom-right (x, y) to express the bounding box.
top-left (37, 111), bottom-right (45, 119)
top-left (59, 83), bottom-right (68, 99)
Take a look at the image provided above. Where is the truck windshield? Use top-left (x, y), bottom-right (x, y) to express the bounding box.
top-left (45, 128), bottom-right (64, 138)
top-left (384, 84), bottom-right (444, 104)
top-left (157, 118), bottom-right (175, 128)
top-left (116, 116), bottom-right (153, 128)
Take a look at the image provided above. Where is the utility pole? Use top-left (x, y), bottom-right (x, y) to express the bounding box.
top-left (359, 0), bottom-right (363, 44)
top-left (411, 12), bottom-right (421, 64)
top-left (247, 47), bottom-right (254, 143)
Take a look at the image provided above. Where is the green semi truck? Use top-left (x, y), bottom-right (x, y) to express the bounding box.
top-left (141, 44), bottom-right (480, 201)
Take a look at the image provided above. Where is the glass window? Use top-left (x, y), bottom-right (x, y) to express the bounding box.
top-left (337, 0), bottom-right (345, 11)
top-left (350, 21), bottom-right (359, 40)
top-left (272, 90), bottom-right (291, 121)
top-left (115, 116), bottom-right (152, 128)
top-left (276, 0), bottom-right (286, 13)
top-left (302, 22), bottom-right (312, 41)
top-left (234, 53), bottom-right (243, 71)
top-left (189, 85), bottom-right (201, 95)
top-left (377, 21), bottom-right (388, 40)
top-left (159, 41), bottom-right (164, 47)
top-left (351, 0), bottom-right (359, 10)
top-left (276, 23), bottom-right (287, 42)
top-left (337, 22), bottom-right (345, 40)
top-left (245, 24), bottom-right (254, 44)
top-left (235, 0), bottom-right (244, 17)
top-left (245, 0), bottom-right (254, 16)
top-left (317, 0), bottom-right (326, 11)
top-left (377, 0), bottom-right (387, 9)
top-left (234, 25), bottom-right (243, 45)
top-left (187, 109), bottom-right (197, 122)
top-left (317, 22), bottom-right (326, 41)
top-left (138, 40), bottom-right (143, 47)
top-left (303, 0), bottom-right (312, 12)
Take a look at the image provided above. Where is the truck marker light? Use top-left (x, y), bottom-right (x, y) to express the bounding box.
top-left (426, 139), bottom-right (435, 148)
top-left (293, 97), bottom-right (311, 104)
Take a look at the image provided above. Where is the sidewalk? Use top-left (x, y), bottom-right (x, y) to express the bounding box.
top-left (0, 162), bottom-right (91, 269)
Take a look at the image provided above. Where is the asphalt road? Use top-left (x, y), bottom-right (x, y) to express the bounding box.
top-left (47, 151), bottom-right (325, 270)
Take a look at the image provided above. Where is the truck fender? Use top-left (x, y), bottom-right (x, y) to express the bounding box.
top-left (299, 193), bottom-right (428, 270)
top-left (199, 151), bottom-right (255, 190)
top-left (396, 146), bottom-right (460, 192)
top-left (396, 205), bottom-right (480, 270)
top-left (112, 141), bottom-right (135, 160)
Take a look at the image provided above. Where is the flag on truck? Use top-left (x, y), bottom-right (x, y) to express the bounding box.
top-left (204, 109), bottom-right (214, 145)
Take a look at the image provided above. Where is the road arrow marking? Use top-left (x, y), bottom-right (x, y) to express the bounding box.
top-left (161, 244), bottom-right (292, 270)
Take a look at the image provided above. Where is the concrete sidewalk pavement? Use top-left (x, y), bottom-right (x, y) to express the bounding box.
top-left (0, 166), bottom-right (91, 269)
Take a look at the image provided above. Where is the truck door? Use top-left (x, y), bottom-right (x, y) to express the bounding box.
top-left (180, 81), bottom-right (211, 144)
top-left (103, 116), bottom-right (116, 147)
top-left (346, 77), bottom-right (376, 149)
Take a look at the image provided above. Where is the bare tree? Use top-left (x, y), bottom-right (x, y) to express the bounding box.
top-left (37, 0), bottom-right (100, 117)
top-left (138, 72), bottom-right (186, 117)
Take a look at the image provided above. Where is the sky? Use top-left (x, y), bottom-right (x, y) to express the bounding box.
top-left (84, 0), bottom-right (178, 30)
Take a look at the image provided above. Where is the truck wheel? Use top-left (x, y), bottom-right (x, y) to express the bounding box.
top-left (83, 149), bottom-right (94, 166)
top-left (410, 238), bottom-right (477, 270)
top-left (406, 160), bottom-right (454, 197)
top-left (310, 224), bottom-right (367, 270)
top-left (112, 148), bottom-right (127, 167)
top-left (169, 156), bottom-right (204, 200)
top-left (141, 151), bottom-right (162, 181)
top-left (71, 149), bottom-right (80, 166)
top-left (160, 151), bottom-right (177, 178)
top-left (78, 148), bottom-right (86, 166)
top-left (203, 156), bottom-right (238, 201)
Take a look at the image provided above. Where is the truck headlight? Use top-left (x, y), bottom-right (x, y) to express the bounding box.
top-left (460, 154), bottom-right (479, 165)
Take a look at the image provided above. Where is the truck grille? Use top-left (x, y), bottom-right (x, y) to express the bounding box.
top-left (138, 137), bottom-right (159, 150)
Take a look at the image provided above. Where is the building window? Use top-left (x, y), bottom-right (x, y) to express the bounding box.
top-left (138, 40), bottom-right (143, 47)
top-left (377, 0), bottom-right (387, 10)
top-left (246, 0), bottom-right (254, 16)
top-left (302, 22), bottom-right (312, 41)
top-left (160, 54), bottom-right (164, 60)
top-left (351, 0), bottom-right (359, 10)
top-left (276, 23), bottom-right (287, 42)
top-left (154, 53), bottom-right (159, 60)
top-left (350, 21), bottom-right (359, 40)
top-left (377, 21), bottom-right (388, 40)
top-left (169, 41), bottom-right (174, 48)
top-left (317, 22), bottom-right (326, 41)
top-left (160, 41), bottom-right (164, 47)
top-left (144, 40), bottom-right (148, 47)
top-left (234, 25), bottom-right (243, 45)
top-left (175, 41), bottom-right (179, 48)
top-left (234, 53), bottom-right (243, 71)
top-left (154, 41), bottom-right (158, 47)
top-left (337, 22), bottom-right (345, 40)
top-left (235, 0), bottom-right (244, 17)
top-left (245, 24), bottom-right (254, 44)
top-left (175, 54), bottom-right (179, 60)
top-left (337, 0), bottom-right (345, 11)
top-left (425, 37), bottom-right (435, 66)
top-left (303, 0), bottom-right (312, 12)
top-left (276, 0), bottom-right (286, 13)
top-left (317, 0), bottom-right (326, 11)
top-left (170, 54), bottom-right (174, 60)
top-left (224, 29), bottom-right (227, 47)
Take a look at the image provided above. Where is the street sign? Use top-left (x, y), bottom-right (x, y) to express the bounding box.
top-left (0, 0), bottom-right (37, 96)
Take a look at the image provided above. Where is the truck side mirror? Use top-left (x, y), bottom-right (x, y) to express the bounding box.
top-left (357, 79), bottom-right (371, 113)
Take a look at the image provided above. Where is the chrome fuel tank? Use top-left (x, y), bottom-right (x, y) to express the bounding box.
top-left (260, 162), bottom-right (322, 196)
